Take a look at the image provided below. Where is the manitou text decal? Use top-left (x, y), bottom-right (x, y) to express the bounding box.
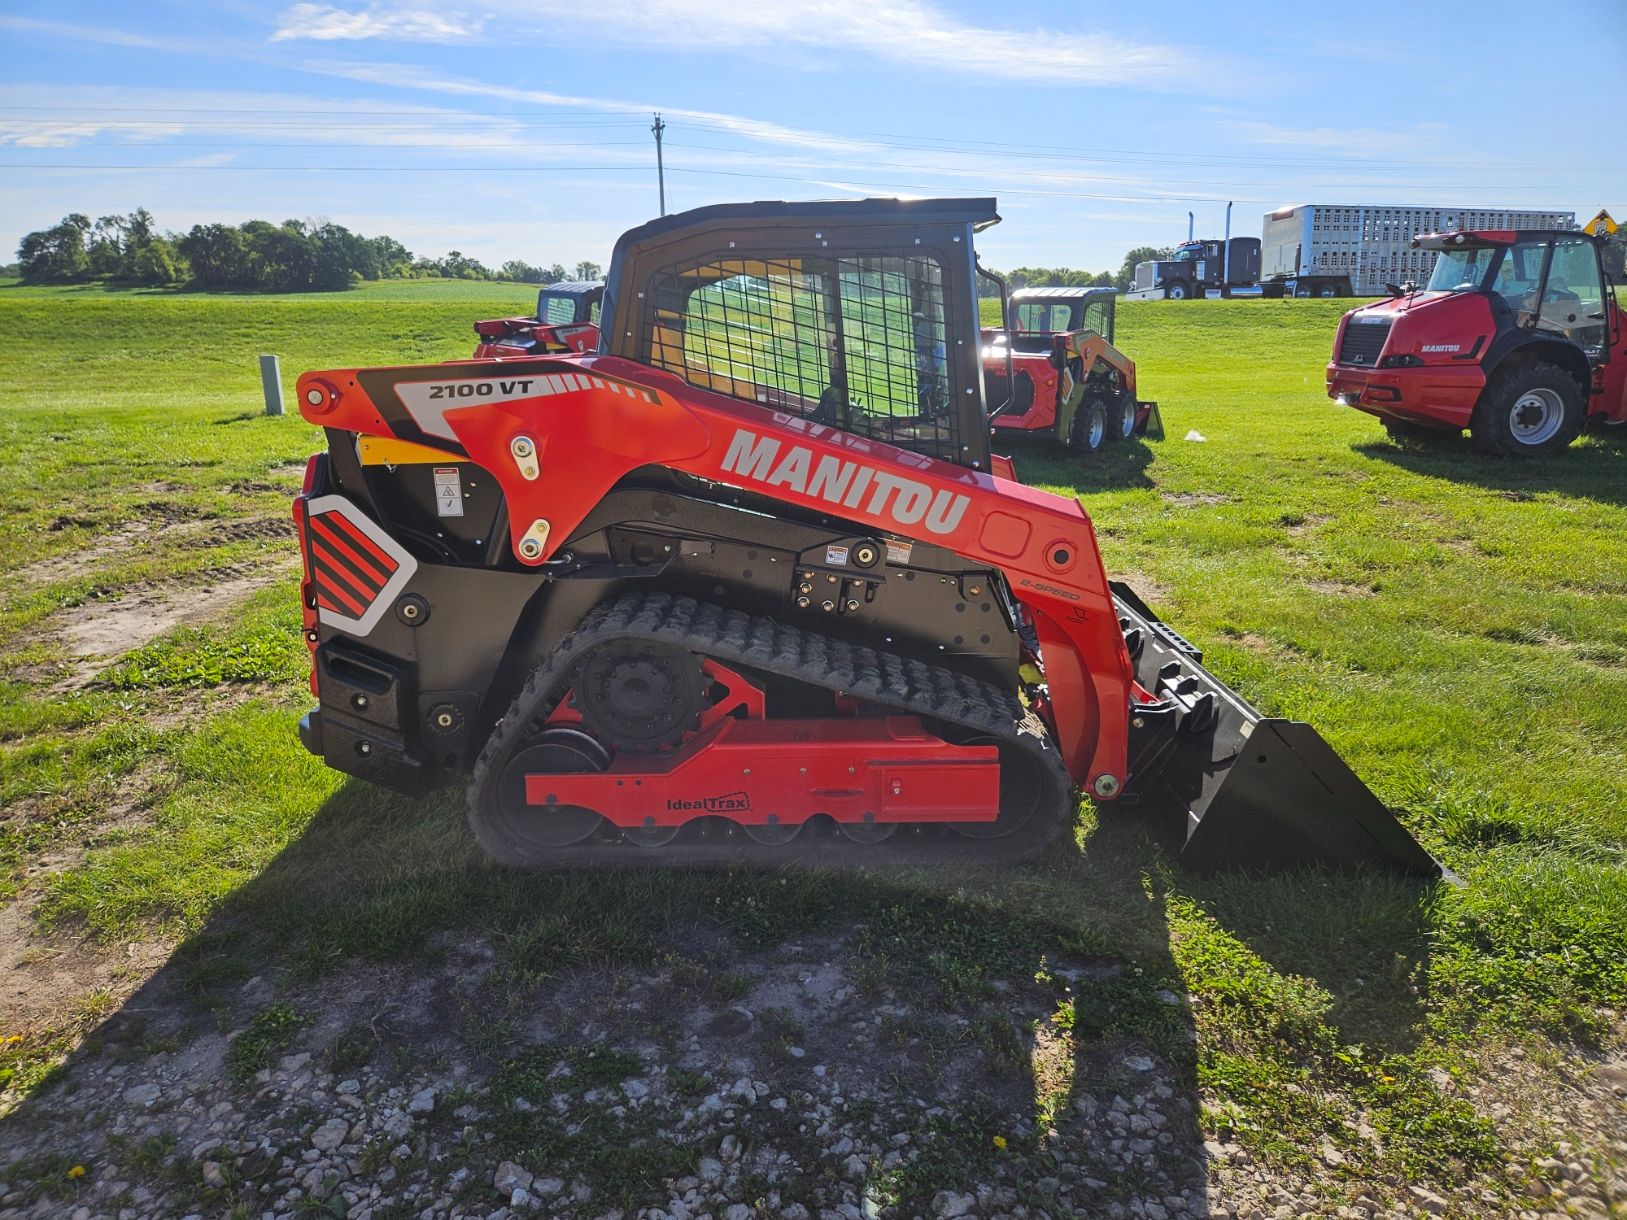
top-left (667, 792), bottom-right (752, 813)
top-left (720, 428), bottom-right (970, 536)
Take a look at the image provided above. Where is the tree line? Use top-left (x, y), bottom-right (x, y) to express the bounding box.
top-left (980, 246), bottom-right (1172, 296)
top-left (14, 208), bottom-right (1182, 296)
top-left (12, 209), bottom-right (601, 291)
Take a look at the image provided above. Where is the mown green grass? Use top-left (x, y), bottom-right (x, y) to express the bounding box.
top-left (0, 277), bottom-right (537, 303)
top-left (1, 284), bottom-right (1623, 1205)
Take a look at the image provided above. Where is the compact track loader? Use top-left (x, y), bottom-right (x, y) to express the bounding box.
top-left (291, 198), bottom-right (1442, 876)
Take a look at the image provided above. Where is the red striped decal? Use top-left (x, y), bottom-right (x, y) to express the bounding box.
top-left (311, 544), bottom-right (380, 607)
top-left (312, 555), bottom-right (370, 615)
top-left (311, 515), bottom-right (392, 586)
top-left (322, 510), bottom-right (398, 572)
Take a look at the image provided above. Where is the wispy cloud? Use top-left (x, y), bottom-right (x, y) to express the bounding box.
top-left (271, 3), bottom-right (483, 43)
top-left (0, 119), bottom-right (184, 149)
top-left (272, 0), bottom-right (1202, 87)
top-left (304, 60), bottom-right (891, 155)
top-left (1220, 119), bottom-right (1447, 158)
top-left (0, 14), bottom-right (215, 53)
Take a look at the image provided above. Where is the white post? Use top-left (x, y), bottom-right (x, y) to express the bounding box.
top-left (259, 354), bottom-right (284, 417)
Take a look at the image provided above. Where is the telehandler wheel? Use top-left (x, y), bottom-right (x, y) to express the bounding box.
top-left (1470, 361), bottom-right (1584, 457)
top-left (1070, 399), bottom-right (1107, 453)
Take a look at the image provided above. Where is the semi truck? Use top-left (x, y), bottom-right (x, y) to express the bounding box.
top-left (1130, 203), bottom-right (1577, 300)
top-left (1127, 237), bottom-right (1261, 299)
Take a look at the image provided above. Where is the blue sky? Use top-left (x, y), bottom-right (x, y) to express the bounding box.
top-left (3, 1), bottom-right (1625, 273)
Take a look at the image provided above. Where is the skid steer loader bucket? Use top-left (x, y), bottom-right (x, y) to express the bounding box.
top-left (1111, 584), bottom-right (1446, 879)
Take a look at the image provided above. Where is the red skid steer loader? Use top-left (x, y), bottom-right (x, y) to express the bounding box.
top-left (291, 198), bottom-right (1442, 876)
top-left (982, 285), bottom-right (1161, 455)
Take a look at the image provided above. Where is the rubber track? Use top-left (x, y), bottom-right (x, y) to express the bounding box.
top-left (467, 591), bottom-right (1074, 869)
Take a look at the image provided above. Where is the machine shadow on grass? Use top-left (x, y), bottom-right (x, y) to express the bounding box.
top-left (5, 761), bottom-right (1453, 1214)
top-left (1354, 431), bottom-right (1627, 506)
top-left (997, 435), bottom-right (1158, 494)
top-left (0, 780), bottom-right (1259, 1216)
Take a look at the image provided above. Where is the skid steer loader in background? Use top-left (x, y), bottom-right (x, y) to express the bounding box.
top-left (291, 197), bottom-right (1442, 877)
top-left (472, 280), bottom-right (604, 359)
top-left (981, 285), bottom-right (1161, 455)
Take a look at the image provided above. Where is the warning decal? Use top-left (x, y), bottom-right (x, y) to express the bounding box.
top-left (433, 467), bottom-right (464, 518)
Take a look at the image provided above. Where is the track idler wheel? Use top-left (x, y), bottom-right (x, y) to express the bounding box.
top-left (622, 821), bottom-right (681, 847)
top-left (491, 728), bottom-right (610, 851)
top-left (949, 736), bottom-right (1046, 840)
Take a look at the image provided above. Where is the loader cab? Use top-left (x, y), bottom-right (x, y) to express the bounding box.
top-left (601, 198), bottom-right (995, 469)
top-left (534, 280), bottom-right (604, 327)
top-left (1419, 230), bottom-right (1611, 356)
top-left (1007, 286), bottom-right (1116, 345)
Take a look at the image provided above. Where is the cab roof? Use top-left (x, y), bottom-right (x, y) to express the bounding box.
top-left (1413, 229), bottom-right (1593, 251)
top-left (541, 280), bottom-right (603, 295)
top-left (608, 197), bottom-right (1002, 268)
top-left (1010, 286), bottom-right (1117, 302)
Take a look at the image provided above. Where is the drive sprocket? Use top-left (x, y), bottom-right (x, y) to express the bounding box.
top-left (571, 640), bottom-right (706, 751)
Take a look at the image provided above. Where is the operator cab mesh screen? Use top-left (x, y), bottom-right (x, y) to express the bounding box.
top-left (647, 254), bottom-right (961, 463)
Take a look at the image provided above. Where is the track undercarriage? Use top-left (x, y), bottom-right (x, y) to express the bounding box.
top-left (467, 592), bottom-right (1069, 867)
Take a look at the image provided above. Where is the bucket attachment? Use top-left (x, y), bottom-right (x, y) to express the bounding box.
top-left (1111, 583), bottom-right (1445, 879)
top-left (1135, 401), bottom-right (1164, 441)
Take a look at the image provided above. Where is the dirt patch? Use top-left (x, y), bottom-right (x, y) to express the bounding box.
top-left (58, 566), bottom-right (289, 665)
top-left (0, 900), bottom-right (173, 1035)
top-left (1, 769), bottom-right (176, 1035)
top-left (1461, 1038), bottom-right (1627, 1212)
top-left (1304, 578), bottom-right (1376, 598)
top-left (1110, 569), bottom-right (1173, 607)
top-left (1160, 491), bottom-right (1233, 507)
top-left (14, 515), bottom-right (294, 591)
top-left (14, 521), bottom-right (166, 587)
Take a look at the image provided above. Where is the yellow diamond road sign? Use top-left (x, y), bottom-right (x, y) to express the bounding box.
top-left (1583, 209), bottom-right (1617, 236)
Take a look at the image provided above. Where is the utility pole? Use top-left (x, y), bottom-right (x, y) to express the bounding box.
top-left (651, 113), bottom-right (666, 216)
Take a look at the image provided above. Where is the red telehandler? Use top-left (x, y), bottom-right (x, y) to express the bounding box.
top-left (1328, 228), bottom-right (1627, 455)
top-left (291, 198), bottom-right (1441, 876)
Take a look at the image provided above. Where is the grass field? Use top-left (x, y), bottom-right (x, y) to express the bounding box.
top-left (0, 281), bottom-right (1622, 1215)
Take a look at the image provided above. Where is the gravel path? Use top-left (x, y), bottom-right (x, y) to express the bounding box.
top-left (1, 930), bottom-right (1620, 1219)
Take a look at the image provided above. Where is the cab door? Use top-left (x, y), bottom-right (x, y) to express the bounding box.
top-left (1537, 237), bottom-right (1608, 356)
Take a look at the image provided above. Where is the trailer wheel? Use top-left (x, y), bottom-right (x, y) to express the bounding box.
top-left (1316, 283), bottom-right (1339, 298)
top-left (1470, 361), bottom-right (1585, 457)
top-left (1070, 399), bottom-right (1107, 453)
top-left (1164, 280), bottom-right (1190, 300)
